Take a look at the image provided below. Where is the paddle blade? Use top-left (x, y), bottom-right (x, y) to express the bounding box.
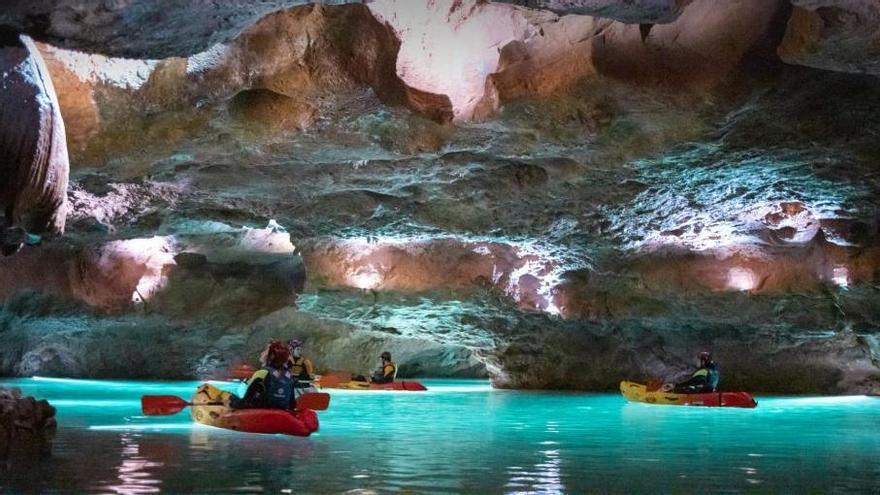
top-left (297, 392), bottom-right (330, 411)
top-left (229, 364), bottom-right (257, 381)
top-left (142, 395), bottom-right (189, 416)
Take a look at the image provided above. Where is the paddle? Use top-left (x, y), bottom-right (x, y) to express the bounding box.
top-left (228, 364), bottom-right (258, 381)
top-left (315, 374), bottom-right (347, 388)
top-left (141, 392), bottom-right (331, 416)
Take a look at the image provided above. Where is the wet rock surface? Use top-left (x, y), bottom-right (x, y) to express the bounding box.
top-left (0, 387), bottom-right (56, 458)
top-left (0, 1), bottom-right (879, 393)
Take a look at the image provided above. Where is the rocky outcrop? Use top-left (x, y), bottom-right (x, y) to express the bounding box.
top-left (590, 0), bottom-right (788, 88)
top-left (0, 387), bottom-right (55, 458)
top-left (0, 225), bottom-right (305, 319)
top-left (497, 0), bottom-right (691, 23)
top-left (302, 237), bottom-right (574, 314)
top-left (779, 1), bottom-right (880, 76)
top-left (0, 0), bottom-right (366, 59)
top-left (494, 314), bottom-right (880, 394)
top-left (0, 0), bottom-right (697, 60)
top-left (0, 31), bottom-right (69, 241)
top-left (0, 0), bottom-right (879, 395)
top-left (370, 0), bottom-right (787, 121)
top-left (38, 3), bottom-right (452, 163)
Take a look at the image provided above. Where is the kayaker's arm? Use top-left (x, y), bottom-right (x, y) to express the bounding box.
top-left (304, 358), bottom-right (315, 380)
top-left (672, 368), bottom-right (709, 394)
top-left (239, 369), bottom-right (269, 406)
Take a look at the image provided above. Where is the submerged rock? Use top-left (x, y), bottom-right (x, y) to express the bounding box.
top-left (0, 387), bottom-right (56, 458)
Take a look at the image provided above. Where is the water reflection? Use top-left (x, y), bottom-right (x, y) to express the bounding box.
top-left (103, 434), bottom-right (163, 495)
top-left (0, 379), bottom-right (878, 493)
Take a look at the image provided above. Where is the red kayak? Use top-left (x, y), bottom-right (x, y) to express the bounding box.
top-left (190, 384), bottom-right (319, 436)
top-left (368, 381), bottom-right (428, 391)
top-left (192, 407), bottom-right (319, 436)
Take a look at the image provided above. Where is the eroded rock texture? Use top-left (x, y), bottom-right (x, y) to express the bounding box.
top-left (0, 0), bottom-right (364, 59)
top-left (0, 1), bottom-right (879, 392)
top-left (0, 32), bottom-right (69, 240)
top-left (0, 387), bottom-right (56, 458)
top-left (779, 1), bottom-right (880, 75)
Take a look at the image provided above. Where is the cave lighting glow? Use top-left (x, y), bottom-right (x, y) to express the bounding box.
top-left (335, 234), bottom-right (584, 316)
top-left (107, 236), bottom-right (176, 304)
top-left (831, 265), bottom-right (849, 288)
top-left (42, 45), bottom-right (158, 90)
top-left (726, 266), bottom-right (759, 291)
top-left (348, 266), bottom-right (383, 290)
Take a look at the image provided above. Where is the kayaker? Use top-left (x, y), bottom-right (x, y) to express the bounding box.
top-left (371, 351), bottom-right (397, 384)
top-left (663, 351), bottom-right (720, 394)
top-left (287, 339), bottom-right (318, 399)
top-left (231, 340), bottom-right (296, 410)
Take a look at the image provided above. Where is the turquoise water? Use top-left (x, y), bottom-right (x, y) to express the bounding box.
top-left (1, 378), bottom-right (879, 494)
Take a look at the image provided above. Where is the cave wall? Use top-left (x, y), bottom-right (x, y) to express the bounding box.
top-left (0, 1), bottom-right (879, 392)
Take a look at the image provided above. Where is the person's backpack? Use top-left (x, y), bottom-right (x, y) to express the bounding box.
top-left (264, 367), bottom-right (294, 409)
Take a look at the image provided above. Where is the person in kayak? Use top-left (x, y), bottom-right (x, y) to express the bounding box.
top-left (663, 351), bottom-right (720, 394)
top-left (231, 340), bottom-right (296, 410)
top-left (287, 339), bottom-right (318, 399)
top-left (371, 351), bottom-right (397, 384)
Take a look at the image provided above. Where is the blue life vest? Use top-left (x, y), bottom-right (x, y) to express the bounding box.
top-left (263, 366), bottom-right (294, 409)
top-left (707, 363), bottom-right (720, 392)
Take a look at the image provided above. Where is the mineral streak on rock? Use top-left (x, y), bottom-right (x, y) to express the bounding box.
top-left (0, 32), bottom-right (69, 237)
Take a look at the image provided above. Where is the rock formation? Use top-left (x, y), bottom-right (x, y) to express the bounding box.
top-left (0, 31), bottom-right (69, 247)
top-left (0, 387), bottom-right (56, 458)
top-left (779, 0), bottom-right (880, 75)
top-left (497, 0), bottom-right (691, 22)
top-left (0, 1), bottom-right (878, 393)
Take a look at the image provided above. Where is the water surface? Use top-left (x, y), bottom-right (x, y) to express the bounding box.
top-left (1, 378), bottom-right (878, 493)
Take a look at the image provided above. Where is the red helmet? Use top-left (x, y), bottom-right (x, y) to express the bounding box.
top-left (266, 340), bottom-right (290, 368)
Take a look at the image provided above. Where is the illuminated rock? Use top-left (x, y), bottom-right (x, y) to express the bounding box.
top-left (0, 0), bottom-right (365, 58)
top-left (0, 225), bottom-right (305, 318)
top-left (779, 1), bottom-right (880, 76)
top-left (301, 237), bottom-right (575, 315)
top-left (0, 32), bottom-right (69, 239)
top-left (38, 3), bottom-right (453, 162)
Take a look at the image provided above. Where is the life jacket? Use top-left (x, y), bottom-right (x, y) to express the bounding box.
top-left (371, 361), bottom-right (397, 383)
top-left (262, 366), bottom-right (294, 409)
top-left (706, 363), bottom-right (720, 391)
top-left (381, 362), bottom-right (397, 380)
top-left (387, 362), bottom-right (398, 379)
top-left (691, 363), bottom-right (720, 392)
top-left (289, 356), bottom-right (313, 381)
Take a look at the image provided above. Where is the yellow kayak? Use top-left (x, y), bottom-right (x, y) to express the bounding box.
top-left (620, 381), bottom-right (756, 408)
